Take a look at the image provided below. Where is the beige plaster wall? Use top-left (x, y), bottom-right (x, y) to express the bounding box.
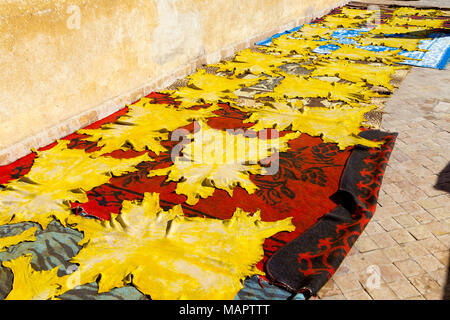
top-left (0, 0), bottom-right (347, 165)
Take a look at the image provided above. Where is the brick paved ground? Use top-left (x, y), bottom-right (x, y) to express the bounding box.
top-left (316, 1), bottom-right (450, 299)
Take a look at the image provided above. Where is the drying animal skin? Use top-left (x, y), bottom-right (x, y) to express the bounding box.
top-left (0, 227), bottom-right (37, 253)
top-left (78, 100), bottom-right (218, 156)
top-left (327, 44), bottom-right (407, 65)
top-left (263, 36), bottom-right (325, 55)
top-left (255, 73), bottom-right (379, 106)
top-left (212, 48), bottom-right (300, 77)
top-left (309, 60), bottom-right (400, 90)
top-left (359, 37), bottom-right (423, 52)
top-left (370, 24), bottom-right (433, 35)
top-left (2, 193), bottom-right (295, 300)
top-left (0, 140), bottom-right (151, 229)
top-left (320, 15), bottom-right (372, 29)
top-left (165, 69), bottom-right (264, 108)
top-left (340, 7), bottom-right (376, 18)
top-left (148, 122), bottom-right (299, 205)
top-left (244, 101), bottom-right (383, 150)
top-left (388, 17), bottom-right (444, 29)
top-left (2, 255), bottom-right (65, 300)
top-left (292, 24), bottom-right (334, 39)
top-left (392, 7), bottom-right (444, 17)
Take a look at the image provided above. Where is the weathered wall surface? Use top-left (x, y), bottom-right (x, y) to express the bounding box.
top-left (0, 0), bottom-right (347, 165)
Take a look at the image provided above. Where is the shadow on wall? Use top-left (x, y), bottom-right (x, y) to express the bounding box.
top-left (434, 162), bottom-right (450, 300)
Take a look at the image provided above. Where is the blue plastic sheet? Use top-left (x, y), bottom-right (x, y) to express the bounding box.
top-left (258, 22), bottom-right (449, 70)
top-left (255, 25), bottom-right (303, 46)
top-left (399, 33), bottom-right (450, 70)
top-left (330, 27), bottom-right (371, 45)
top-left (313, 44), bottom-right (341, 54)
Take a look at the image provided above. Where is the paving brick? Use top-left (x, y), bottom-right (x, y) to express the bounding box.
top-left (436, 234), bottom-right (449, 248)
top-left (393, 214), bottom-right (419, 228)
top-left (407, 225), bottom-right (434, 240)
top-left (427, 207), bottom-right (450, 221)
top-left (403, 189), bottom-right (429, 201)
top-left (366, 283), bottom-right (399, 300)
top-left (432, 250), bottom-right (449, 266)
top-left (423, 220), bottom-right (450, 237)
top-left (406, 165), bottom-right (435, 178)
top-left (319, 294), bottom-right (346, 300)
top-left (401, 242), bottom-right (430, 257)
top-left (354, 236), bottom-right (379, 253)
top-left (374, 204), bottom-right (406, 220)
top-left (333, 273), bottom-right (363, 293)
top-left (382, 171), bottom-right (405, 184)
top-left (378, 263), bottom-right (406, 283)
top-left (394, 181), bottom-right (428, 201)
top-left (407, 174), bottom-right (437, 187)
top-left (347, 245), bottom-right (360, 257)
top-left (389, 229), bottom-right (416, 244)
top-left (417, 197), bottom-right (446, 210)
top-left (418, 183), bottom-right (448, 197)
top-left (410, 210), bottom-right (437, 225)
top-left (334, 262), bottom-right (352, 276)
top-left (344, 254), bottom-right (372, 273)
top-left (390, 150), bottom-right (411, 163)
top-left (427, 268), bottom-right (448, 287)
top-left (408, 273), bottom-right (442, 297)
top-left (408, 295), bottom-right (426, 300)
top-left (343, 289), bottom-right (373, 300)
top-left (364, 222), bottom-right (385, 235)
top-left (389, 192), bottom-right (415, 204)
top-left (369, 233), bottom-right (397, 249)
top-left (387, 279), bottom-right (421, 299)
top-left (317, 279), bottom-right (342, 298)
top-left (413, 254), bottom-right (444, 273)
top-left (413, 155), bottom-right (436, 169)
top-left (382, 246), bottom-right (410, 263)
top-left (418, 237), bottom-right (447, 254)
top-left (394, 259), bottom-right (425, 277)
top-left (424, 290), bottom-right (443, 300)
top-left (357, 266), bottom-right (385, 289)
top-left (377, 218), bottom-right (402, 231)
top-left (361, 250), bottom-right (391, 266)
top-left (377, 191), bottom-right (397, 207)
top-left (431, 194), bottom-right (450, 204)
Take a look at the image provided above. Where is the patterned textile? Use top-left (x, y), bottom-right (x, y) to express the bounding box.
top-left (266, 131), bottom-right (397, 296)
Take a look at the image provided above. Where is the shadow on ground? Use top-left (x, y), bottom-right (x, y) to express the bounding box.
top-left (434, 162), bottom-right (450, 193)
top-left (434, 162), bottom-right (450, 300)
